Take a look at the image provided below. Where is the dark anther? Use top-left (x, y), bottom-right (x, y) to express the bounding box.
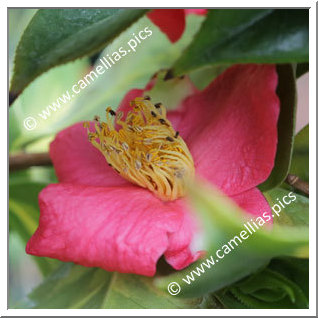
top-left (164, 69), bottom-right (174, 81)
top-left (109, 109), bottom-right (116, 116)
top-left (144, 95), bottom-right (151, 100)
top-left (151, 111), bottom-right (157, 117)
top-left (166, 136), bottom-right (174, 142)
top-left (174, 131), bottom-right (179, 138)
top-left (154, 103), bottom-right (162, 108)
top-left (159, 118), bottom-right (166, 124)
top-left (108, 163), bottom-right (112, 167)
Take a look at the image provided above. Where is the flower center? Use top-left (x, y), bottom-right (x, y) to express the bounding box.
top-left (84, 96), bottom-right (195, 201)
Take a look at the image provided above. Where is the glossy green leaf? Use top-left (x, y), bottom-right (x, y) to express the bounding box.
top-left (27, 264), bottom-right (198, 309)
top-left (10, 9), bottom-right (148, 97)
top-left (9, 180), bottom-right (59, 275)
top-left (156, 180), bottom-right (308, 298)
top-left (9, 9), bottom-right (37, 79)
top-left (172, 9), bottom-right (309, 76)
top-left (289, 125), bottom-right (309, 182)
top-left (259, 64), bottom-right (297, 191)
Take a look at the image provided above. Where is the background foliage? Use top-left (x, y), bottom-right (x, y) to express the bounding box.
top-left (9, 9), bottom-right (309, 309)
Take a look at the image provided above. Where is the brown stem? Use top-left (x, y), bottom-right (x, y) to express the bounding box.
top-left (9, 152), bottom-right (52, 171)
top-left (285, 174), bottom-right (309, 196)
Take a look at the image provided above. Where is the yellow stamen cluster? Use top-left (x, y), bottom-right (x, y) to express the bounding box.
top-left (84, 96), bottom-right (195, 201)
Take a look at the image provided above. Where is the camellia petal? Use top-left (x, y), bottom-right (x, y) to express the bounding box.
top-left (30, 63), bottom-right (280, 277)
top-left (170, 64), bottom-right (280, 196)
top-left (164, 200), bottom-right (202, 269)
top-left (148, 9), bottom-right (208, 43)
top-left (231, 187), bottom-right (273, 223)
top-left (50, 122), bottom-right (131, 188)
top-left (113, 65), bottom-right (279, 197)
top-left (147, 9), bottom-right (186, 43)
top-left (184, 9), bottom-right (208, 15)
top-left (26, 183), bottom-right (200, 276)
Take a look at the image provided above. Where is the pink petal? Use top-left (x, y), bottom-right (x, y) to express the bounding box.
top-left (164, 201), bottom-right (201, 269)
top-left (50, 122), bottom-right (130, 188)
top-left (185, 9), bottom-right (208, 15)
top-left (231, 187), bottom-right (273, 223)
top-left (26, 184), bottom-right (199, 276)
top-left (147, 9), bottom-right (186, 43)
top-left (169, 64), bottom-right (280, 195)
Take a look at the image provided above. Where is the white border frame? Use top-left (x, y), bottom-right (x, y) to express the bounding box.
top-left (3, 1), bottom-right (316, 316)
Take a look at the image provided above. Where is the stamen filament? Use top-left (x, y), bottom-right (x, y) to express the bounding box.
top-left (85, 96), bottom-right (195, 201)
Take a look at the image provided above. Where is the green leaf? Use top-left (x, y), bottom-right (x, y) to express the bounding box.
top-left (214, 257), bottom-right (308, 309)
top-left (9, 180), bottom-right (59, 275)
top-left (103, 273), bottom-right (198, 309)
top-left (10, 59), bottom-right (88, 151)
top-left (156, 180), bottom-right (308, 298)
top-left (289, 125), bottom-right (309, 182)
top-left (28, 264), bottom-right (112, 309)
top-left (216, 269), bottom-right (308, 308)
top-left (10, 9), bottom-right (148, 96)
top-left (9, 9), bottom-right (37, 79)
top-left (28, 264), bottom-right (198, 309)
top-left (259, 64), bottom-right (296, 191)
top-left (264, 188), bottom-right (308, 227)
top-left (268, 257), bottom-right (309, 299)
top-left (172, 9), bottom-right (309, 76)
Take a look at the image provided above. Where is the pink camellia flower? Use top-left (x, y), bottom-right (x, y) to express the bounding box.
top-left (26, 64), bottom-right (279, 276)
top-left (147, 9), bottom-right (208, 43)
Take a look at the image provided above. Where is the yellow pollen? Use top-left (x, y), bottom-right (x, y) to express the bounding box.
top-left (84, 96), bottom-right (195, 201)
